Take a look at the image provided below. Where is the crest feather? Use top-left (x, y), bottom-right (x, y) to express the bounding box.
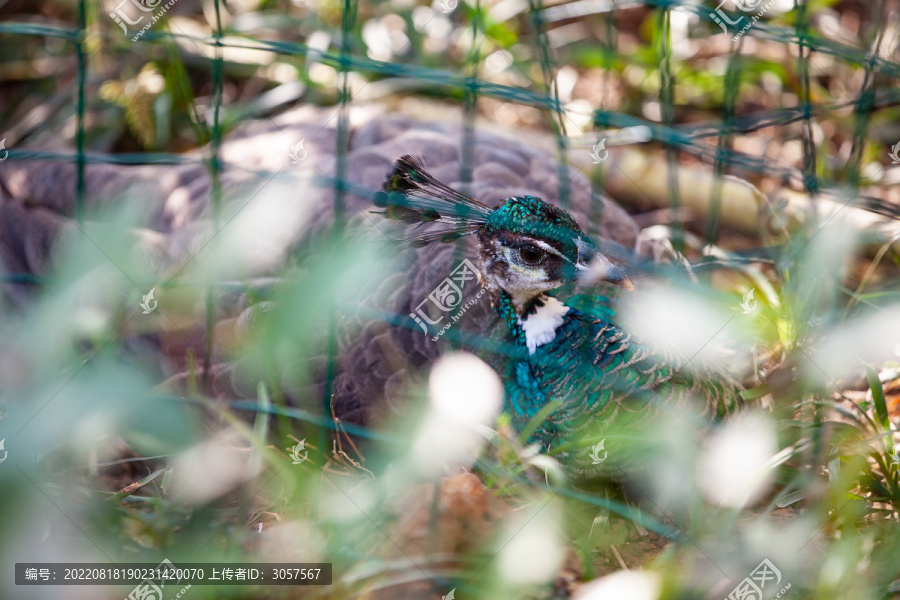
top-left (374, 155), bottom-right (493, 247)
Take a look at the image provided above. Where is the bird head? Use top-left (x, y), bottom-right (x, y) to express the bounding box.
top-left (375, 155), bottom-right (632, 310)
top-left (477, 196), bottom-right (631, 308)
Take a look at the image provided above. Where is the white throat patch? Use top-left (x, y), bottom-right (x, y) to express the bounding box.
top-left (517, 295), bottom-right (570, 355)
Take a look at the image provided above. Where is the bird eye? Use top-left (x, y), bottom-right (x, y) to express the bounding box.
top-left (518, 245), bottom-right (544, 265)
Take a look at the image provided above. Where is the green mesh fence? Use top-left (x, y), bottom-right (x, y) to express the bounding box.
top-left (1, 6), bottom-right (897, 362)
top-left (2, 1), bottom-right (897, 224)
top-left (2, 2), bottom-right (900, 596)
top-left (1, 0), bottom-right (897, 429)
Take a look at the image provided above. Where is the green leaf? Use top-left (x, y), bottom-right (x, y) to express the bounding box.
top-left (108, 468), bottom-right (169, 504)
top-left (518, 400), bottom-right (562, 445)
top-left (250, 382), bottom-right (271, 473)
top-left (740, 384), bottom-right (772, 401)
top-left (866, 366), bottom-right (890, 430)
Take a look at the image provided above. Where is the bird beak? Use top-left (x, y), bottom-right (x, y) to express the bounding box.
top-left (601, 261), bottom-right (634, 290)
top-left (574, 239), bottom-right (634, 291)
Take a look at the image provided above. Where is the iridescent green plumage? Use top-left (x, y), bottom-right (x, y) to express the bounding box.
top-left (377, 155), bottom-right (743, 477)
top-left (496, 291), bottom-right (741, 477)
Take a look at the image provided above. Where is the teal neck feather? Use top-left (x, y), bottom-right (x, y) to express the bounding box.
top-left (496, 291), bottom-right (530, 356)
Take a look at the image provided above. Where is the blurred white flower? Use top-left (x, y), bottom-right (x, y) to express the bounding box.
top-left (306, 30), bottom-right (331, 62)
top-left (696, 413), bottom-right (777, 508)
top-left (555, 65), bottom-right (578, 103)
top-left (619, 282), bottom-right (739, 368)
top-left (73, 305), bottom-right (112, 338)
top-left (484, 50), bottom-right (514, 75)
top-left (172, 430), bottom-right (262, 504)
top-left (564, 99), bottom-right (594, 131)
top-left (429, 352), bottom-right (503, 425)
top-left (410, 352), bottom-right (503, 475)
top-left (641, 412), bottom-right (702, 512)
top-left (497, 506), bottom-right (563, 586)
top-left (811, 304), bottom-right (900, 383)
top-left (322, 480), bottom-right (378, 523)
top-left (573, 570), bottom-right (662, 600)
top-left (362, 17), bottom-right (409, 62)
top-left (199, 177), bottom-right (313, 278)
top-left (256, 520), bottom-right (326, 563)
top-left (413, 8), bottom-right (453, 54)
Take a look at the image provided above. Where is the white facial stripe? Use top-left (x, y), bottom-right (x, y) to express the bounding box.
top-left (531, 239), bottom-right (569, 262)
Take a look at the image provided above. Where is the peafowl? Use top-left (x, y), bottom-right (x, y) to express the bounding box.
top-left (376, 155), bottom-right (743, 477)
top-left (0, 111), bottom-right (739, 475)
